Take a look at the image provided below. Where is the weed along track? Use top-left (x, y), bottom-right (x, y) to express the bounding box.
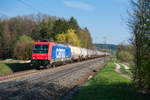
top-left (0, 57), bottom-right (110, 100)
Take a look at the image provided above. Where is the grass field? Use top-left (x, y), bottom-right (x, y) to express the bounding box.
top-left (0, 61), bottom-right (33, 75)
top-left (72, 60), bottom-right (150, 100)
top-left (0, 63), bottom-right (13, 74)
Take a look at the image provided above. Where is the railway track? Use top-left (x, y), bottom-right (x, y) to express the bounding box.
top-left (0, 57), bottom-right (104, 83)
top-left (0, 69), bottom-right (38, 83)
top-left (0, 61), bottom-right (73, 83)
top-left (0, 57), bottom-right (110, 100)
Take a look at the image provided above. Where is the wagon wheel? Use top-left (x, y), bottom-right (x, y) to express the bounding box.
top-left (52, 63), bottom-right (56, 67)
top-left (47, 64), bottom-right (51, 68)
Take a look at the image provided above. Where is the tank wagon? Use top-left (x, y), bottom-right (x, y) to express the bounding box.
top-left (31, 41), bottom-right (109, 68)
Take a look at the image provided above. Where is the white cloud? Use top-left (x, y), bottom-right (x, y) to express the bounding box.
top-left (63, 0), bottom-right (93, 10)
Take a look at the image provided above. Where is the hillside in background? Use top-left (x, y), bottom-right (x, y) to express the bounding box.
top-left (94, 44), bottom-right (118, 51)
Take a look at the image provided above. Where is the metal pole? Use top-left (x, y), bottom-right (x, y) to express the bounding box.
top-left (104, 37), bottom-right (107, 63)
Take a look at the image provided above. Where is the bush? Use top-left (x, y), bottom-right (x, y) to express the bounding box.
top-left (117, 51), bottom-right (134, 63)
top-left (13, 35), bottom-right (34, 60)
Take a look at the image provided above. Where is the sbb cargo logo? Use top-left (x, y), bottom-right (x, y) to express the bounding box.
top-left (56, 48), bottom-right (66, 58)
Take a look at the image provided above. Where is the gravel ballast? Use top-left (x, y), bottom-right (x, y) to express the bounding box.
top-left (0, 57), bottom-right (110, 100)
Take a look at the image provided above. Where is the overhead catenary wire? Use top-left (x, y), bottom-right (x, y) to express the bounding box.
top-left (0, 0), bottom-right (41, 18)
top-left (17, 0), bottom-right (41, 13)
top-left (0, 11), bottom-right (9, 17)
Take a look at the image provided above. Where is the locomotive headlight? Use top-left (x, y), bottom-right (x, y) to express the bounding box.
top-left (44, 57), bottom-right (48, 59)
top-left (33, 57), bottom-right (36, 59)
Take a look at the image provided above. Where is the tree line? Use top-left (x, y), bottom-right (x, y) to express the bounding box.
top-left (0, 14), bottom-right (94, 60)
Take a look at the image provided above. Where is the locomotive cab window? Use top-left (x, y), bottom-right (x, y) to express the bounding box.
top-left (33, 45), bottom-right (49, 53)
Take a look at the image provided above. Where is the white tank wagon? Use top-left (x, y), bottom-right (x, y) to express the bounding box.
top-left (105, 52), bottom-right (110, 56)
top-left (68, 44), bottom-right (109, 61)
top-left (87, 49), bottom-right (95, 58)
top-left (80, 48), bottom-right (88, 59)
top-left (68, 45), bottom-right (82, 61)
top-left (93, 50), bottom-right (98, 58)
top-left (96, 51), bottom-right (106, 57)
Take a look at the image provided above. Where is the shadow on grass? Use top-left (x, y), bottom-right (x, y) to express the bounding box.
top-left (73, 82), bottom-right (150, 100)
top-left (6, 63), bottom-right (36, 72)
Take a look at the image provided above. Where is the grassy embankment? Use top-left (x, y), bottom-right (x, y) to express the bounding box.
top-left (72, 60), bottom-right (150, 100)
top-left (0, 60), bottom-right (32, 75)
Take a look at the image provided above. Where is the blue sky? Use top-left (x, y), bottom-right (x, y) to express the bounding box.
top-left (0, 0), bottom-right (130, 45)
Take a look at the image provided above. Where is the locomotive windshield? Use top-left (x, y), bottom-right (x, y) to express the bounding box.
top-left (33, 44), bottom-right (49, 53)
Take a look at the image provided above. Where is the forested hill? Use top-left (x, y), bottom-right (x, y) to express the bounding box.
top-left (94, 44), bottom-right (118, 51)
top-left (0, 14), bottom-right (94, 59)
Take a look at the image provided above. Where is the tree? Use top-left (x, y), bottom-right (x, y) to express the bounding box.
top-left (0, 14), bottom-right (94, 59)
top-left (39, 19), bottom-right (50, 39)
top-left (0, 20), bottom-right (3, 52)
top-left (64, 29), bottom-right (80, 46)
top-left (56, 33), bottom-right (66, 43)
top-left (77, 28), bottom-right (94, 49)
top-left (13, 35), bottom-right (34, 60)
top-left (1, 22), bottom-right (11, 58)
top-left (84, 28), bottom-right (93, 49)
top-left (38, 17), bottom-right (56, 40)
top-left (68, 16), bottom-right (79, 32)
top-left (52, 18), bottom-right (68, 40)
top-left (129, 0), bottom-right (150, 91)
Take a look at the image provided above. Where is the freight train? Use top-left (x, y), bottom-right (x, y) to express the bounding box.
top-left (31, 41), bottom-right (109, 68)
